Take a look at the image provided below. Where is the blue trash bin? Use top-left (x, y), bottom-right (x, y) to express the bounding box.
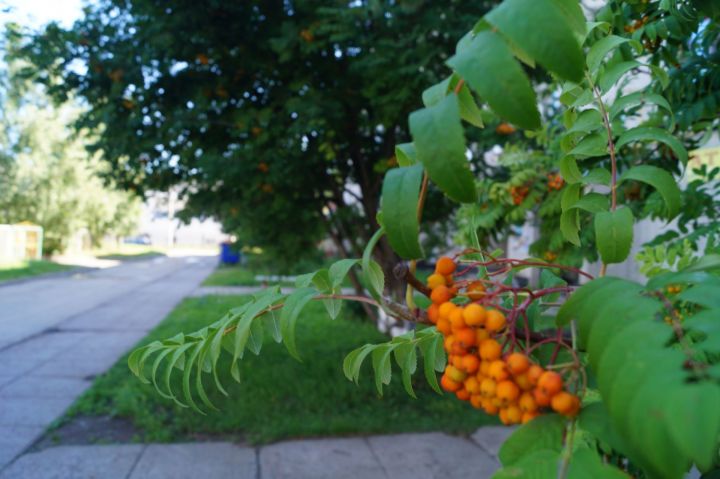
top-left (220, 242), bottom-right (240, 265)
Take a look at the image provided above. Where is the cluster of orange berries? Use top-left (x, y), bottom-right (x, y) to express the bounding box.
top-left (509, 185), bottom-right (529, 206)
top-left (426, 256), bottom-right (581, 425)
top-left (547, 173), bottom-right (564, 191)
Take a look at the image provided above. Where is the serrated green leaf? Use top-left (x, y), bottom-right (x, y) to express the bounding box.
top-left (587, 35), bottom-right (634, 73)
top-left (559, 156), bottom-right (582, 184)
top-left (618, 165), bottom-right (680, 218)
top-left (567, 447), bottom-right (631, 479)
top-left (666, 383), bottom-right (720, 472)
top-left (493, 449), bottom-right (560, 479)
top-left (328, 258), bottom-right (359, 289)
top-left (486, 0), bottom-right (584, 82)
top-left (550, 0), bottom-right (587, 35)
top-left (395, 143), bottom-right (417, 167)
top-left (569, 132), bottom-right (608, 158)
top-left (447, 30), bottom-right (540, 129)
top-left (279, 287), bottom-right (316, 360)
top-left (409, 94), bottom-right (476, 203)
top-left (361, 228), bottom-right (385, 299)
top-left (419, 332), bottom-right (444, 394)
top-left (609, 91), bottom-right (673, 120)
top-left (393, 341), bottom-right (418, 399)
top-left (560, 183), bottom-right (581, 245)
top-left (578, 402), bottom-right (630, 456)
top-left (421, 76), bottom-right (452, 107)
top-left (599, 60), bottom-right (641, 92)
top-left (164, 342), bottom-right (195, 407)
top-left (247, 315), bottom-right (264, 355)
top-left (595, 207), bottom-right (634, 264)
top-left (556, 277), bottom-right (627, 327)
top-left (380, 164), bottom-right (424, 259)
top-left (498, 414), bottom-right (567, 466)
top-left (566, 109), bottom-right (603, 135)
top-left (371, 344), bottom-right (394, 396)
top-left (567, 193), bottom-right (609, 213)
top-left (581, 168), bottom-right (611, 186)
top-left (616, 126), bottom-right (688, 165)
top-left (181, 342), bottom-right (204, 413)
top-left (456, 82), bottom-right (484, 127)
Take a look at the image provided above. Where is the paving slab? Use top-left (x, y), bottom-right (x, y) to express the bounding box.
top-left (0, 255), bottom-right (216, 469)
top-left (129, 443), bottom-right (257, 479)
top-left (260, 437), bottom-right (387, 479)
top-left (470, 426), bottom-right (517, 458)
top-left (367, 432), bottom-right (498, 479)
top-left (0, 444), bottom-right (144, 479)
top-left (0, 427), bottom-right (44, 471)
top-left (0, 376), bottom-right (89, 398)
top-left (0, 397), bottom-right (75, 427)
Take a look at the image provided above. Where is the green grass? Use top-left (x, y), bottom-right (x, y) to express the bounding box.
top-left (97, 251), bottom-right (165, 261)
top-left (0, 260), bottom-right (74, 283)
top-left (201, 265), bottom-right (262, 286)
top-left (64, 295), bottom-right (495, 444)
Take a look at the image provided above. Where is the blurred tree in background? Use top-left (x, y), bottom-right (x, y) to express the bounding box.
top-left (0, 54), bottom-right (140, 254)
top-left (12, 0), bottom-right (500, 284)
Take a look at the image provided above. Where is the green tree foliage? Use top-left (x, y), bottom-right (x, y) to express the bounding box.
top-left (0, 60), bottom-right (140, 254)
top-left (121, 1), bottom-right (720, 477)
top-left (13, 1), bottom-right (498, 272)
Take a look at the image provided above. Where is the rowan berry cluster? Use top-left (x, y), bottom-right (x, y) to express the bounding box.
top-left (427, 256), bottom-right (580, 425)
top-left (508, 185), bottom-right (529, 205)
top-left (546, 173), bottom-right (564, 191)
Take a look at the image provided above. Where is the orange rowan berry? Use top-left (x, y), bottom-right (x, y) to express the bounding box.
top-left (435, 256), bottom-right (456, 275)
top-left (514, 373), bottom-right (533, 391)
top-left (455, 328), bottom-right (477, 348)
top-left (427, 273), bottom-right (446, 290)
top-left (436, 317), bottom-right (451, 335)
top-left (464, 376), bottom-right (480, 394)
top-left (449, 308), bottom-right (466, 330)
top-left (499, 408), bottom-right (510, 425)
top-left (485, 309), bottom-right (506, 333)
top-left (496, 380), bottom-right (520, 404)
top-left (551, 392), bottom-right (580, 416)
top-left (438, 302), bottom-right (457, 320)
top-left (505, 404), bottom-right (522, 424)
top-left (522, 411), bottom-right (540, 424)
top-left (482, 398), bottom-right (499, 415)
top-left (476, 328), bottom-right (490, 344)
top-left (479, 339), bottom-right (502, 361)
top-left (505, 353), bottom-right (530, 375)
top-left (527, 364), bottom-right (544, 385)
top-left (443, 335), bottom-right (455, 352)
top-left (431, 285), bottom-right (453, 304)
top-left (427, 304), bottom-right (439, 324)
top-left (519, 392), bottom-right (538, 412)
top-left (456, 388), bottom-right (471, 401)
top-left (480, 378), bottom-right (497, 398)
top-left (445, 275), bottom-right (455, 287)
top-left (441, 373), bottom-right (461, 392)
top-left (461, 354), bottom-right (480, 374)
top-left (538, 371), bottom-right (563, 396)
top-left (463, 303), bottom-right (486, 326)
top-left (488, 360), bottom-right (509, 382)
top-left (446, 365), bottom-right (467, 383)
top-left (533, 388), bottom-right (552, 407)
top-left (467, 281), bottom-right (486, 300)
top-left (470, 394), bottom-right (484, 409)
top-left (479, 360), bottom-right (491, 377)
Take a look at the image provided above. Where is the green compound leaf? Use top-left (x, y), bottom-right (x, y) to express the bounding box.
top-left (619, 165), bottom-right (681, 218)
top-left (395, 143), bottom-right (417, 167)
top-left (486, 0), bottom-right (584, 82)
top-left (409, 94), bottom-right (476, 203)
top-left (279, 287), bottom-right (316, 361)
top-left (587, 35), bottom-right (637, 74)
top-left (609, 91), bottom-right (673, 121)
top-left (447, 30), bottom-right (540, 130)
top-left (498, 414), bottom-right (567, 466)
top-left (380, 164), bottom-right (424, 259)
top-left (594, 207), bottom-right (634, 264)
top-left (615, 126), bottom-right (688, 165)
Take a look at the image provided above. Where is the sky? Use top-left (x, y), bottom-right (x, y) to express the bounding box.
top-left (2, 0), bottom-right (85, 30)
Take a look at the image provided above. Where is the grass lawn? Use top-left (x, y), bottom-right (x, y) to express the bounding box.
top-left (63, 295), bottom-right (495, 444)
top-left (0, 260), bottom-right (75, 283)
top-left (201, 264), bottom-right (263, 286)
top-left (96, 246), bottom-right (165, 261)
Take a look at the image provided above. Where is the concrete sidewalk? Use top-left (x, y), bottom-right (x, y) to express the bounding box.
top-left (0, 428), bottom-right (513, 479)
top-left (0, 256), bottom-right (217, 469)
